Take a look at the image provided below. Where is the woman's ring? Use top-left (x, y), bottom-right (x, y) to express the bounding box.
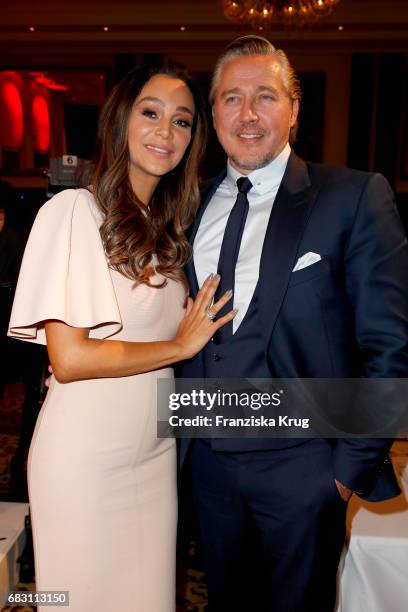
top-left (206, 308), bottom-right (216, 321)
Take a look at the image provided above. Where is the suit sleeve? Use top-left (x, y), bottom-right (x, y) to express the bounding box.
top-left (332, 173), bottom-right (408, 494)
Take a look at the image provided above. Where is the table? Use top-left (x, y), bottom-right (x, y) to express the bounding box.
top-left (0, 502), bottom-right (29, 608)
top-left (337, 442), bottom-right (408, 612)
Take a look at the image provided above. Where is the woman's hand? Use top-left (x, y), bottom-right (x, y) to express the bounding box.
top-left (45, 364), bottom-right (53, 387)
top-left (174, 274), bottom-right (236, 361)
top-left (44, 274), bottom-right (236, 383)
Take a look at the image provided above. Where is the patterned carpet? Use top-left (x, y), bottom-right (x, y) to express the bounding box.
top-left (0, 382), bottom-right (208, 612)
top-left (0, 383), bottom-right (24, 500)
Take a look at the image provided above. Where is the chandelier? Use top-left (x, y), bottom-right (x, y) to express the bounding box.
top-left (222, 0), bottom-right (341, 29)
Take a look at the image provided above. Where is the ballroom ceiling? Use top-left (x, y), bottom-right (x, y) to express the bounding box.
top-left (1, 0), bottom-right (407, 42)
top-left (0, 0), bottom-right (407, 69)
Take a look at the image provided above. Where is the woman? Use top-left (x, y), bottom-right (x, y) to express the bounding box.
top-left (8, 65), bottom-right (235, 611)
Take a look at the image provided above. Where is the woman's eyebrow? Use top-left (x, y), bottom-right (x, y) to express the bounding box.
top-left (136, 96), bottom-right (193, 116)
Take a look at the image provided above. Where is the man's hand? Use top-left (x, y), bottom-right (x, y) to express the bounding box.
top-left (335, 479), bottom-right (353, 502)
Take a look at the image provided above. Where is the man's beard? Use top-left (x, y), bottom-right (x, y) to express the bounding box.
top-left (229, 151), bottom-right (275, 172)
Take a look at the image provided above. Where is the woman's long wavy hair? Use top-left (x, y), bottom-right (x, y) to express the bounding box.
top-left (91, 64), bottom-right (208, 287)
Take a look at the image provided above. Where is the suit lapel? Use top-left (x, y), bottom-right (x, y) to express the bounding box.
top-left (186, 153), bottom-right (318, 351)
top-left (258, 152), bottom-right (318, 351)
top-left (186, 169), bottom-right (227, 296)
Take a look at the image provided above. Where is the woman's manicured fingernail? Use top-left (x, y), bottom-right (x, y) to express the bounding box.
top-left (233, 308), bottom-right (239, 315)
top-left (213, 274), bottom-right (220, 281)
top-left (206, 273), bottom-right (214, 281)
top-left (224, 289), bottom-right (233, 298)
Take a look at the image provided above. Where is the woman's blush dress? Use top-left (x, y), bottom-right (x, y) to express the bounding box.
top-left (8, 189), bottom-right (185, 612)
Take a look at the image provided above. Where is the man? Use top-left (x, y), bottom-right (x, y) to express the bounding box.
top-left (179, 36), bottom-right (408, 612)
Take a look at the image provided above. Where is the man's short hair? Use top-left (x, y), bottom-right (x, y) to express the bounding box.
top-left (210, 35), bottom-right (302, 142)
top-left (210, 35), bottom-right (301, 104)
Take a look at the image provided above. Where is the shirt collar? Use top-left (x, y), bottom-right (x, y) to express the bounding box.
top-left (226, 142), bottom-right (291, 196)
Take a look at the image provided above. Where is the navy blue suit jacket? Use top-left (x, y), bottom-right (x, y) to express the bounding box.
top-left (180, 152), bottom-right (408, 502)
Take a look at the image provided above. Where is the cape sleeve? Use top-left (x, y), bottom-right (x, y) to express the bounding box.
top-left (8, 188), bottom-right (122, 344)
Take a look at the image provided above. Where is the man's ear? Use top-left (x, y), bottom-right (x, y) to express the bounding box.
top-left (291, 99), bottom-right (300, 127)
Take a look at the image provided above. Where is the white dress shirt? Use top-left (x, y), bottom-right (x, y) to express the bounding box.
top-left (193, 143), bottom-right (291, 332)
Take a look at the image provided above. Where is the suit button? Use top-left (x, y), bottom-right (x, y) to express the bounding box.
top-left (213, 353), bottom-right (220, 361)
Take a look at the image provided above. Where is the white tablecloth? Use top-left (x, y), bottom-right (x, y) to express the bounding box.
top-left (337, 443), bottom-right (408, 612)
top-left (0, 502), bottom-right (29, 608)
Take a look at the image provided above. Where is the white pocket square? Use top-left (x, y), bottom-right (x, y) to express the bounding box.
top-left (292, 252), bottom-right (321, 272)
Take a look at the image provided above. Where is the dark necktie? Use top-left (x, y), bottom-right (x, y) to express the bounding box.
top-left (214, 176), bottom-right (253, 344)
